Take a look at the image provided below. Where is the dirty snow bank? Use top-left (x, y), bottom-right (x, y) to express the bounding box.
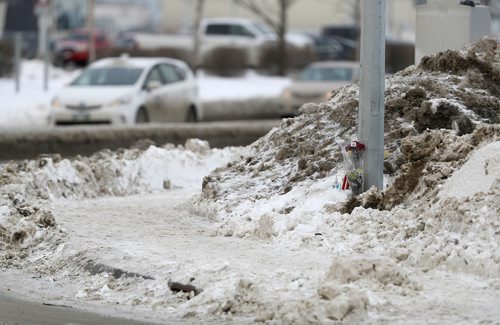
top-left (0, 139), bottom-right (246, 269)
top-left (193, 38), bottom-right (500, 320)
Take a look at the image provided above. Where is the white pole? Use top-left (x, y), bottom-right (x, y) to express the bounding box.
top-left (14, 32), bottom-right (21, 93)
top-left (87, 0), bottom-right (95, 64)
top-left (358, 0), bottom-right (386, 191)
top-left (37, 7), bottom-right (49, 59)
top-left (0, 1), bottom-right (7, 38)
top-left (44, 28), bottom-right (50, 91)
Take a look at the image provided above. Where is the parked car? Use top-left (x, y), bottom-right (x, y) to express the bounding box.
top-left (49, 56), bottom-right (201, 126)
top-left (313, 35), bottom-right (358, 61)
top-left (320, 25), bottom-right (360, 61)
top-left (126, 18), bottom-right (309, 68)
top-left (280, 61), bottom-right (360, 116)
top-left (125, 18), bottom-right (275, 67)
top-left (54, 29), bottom-right (112, 67)
top-left (113, 32), bottom-right (139, 51)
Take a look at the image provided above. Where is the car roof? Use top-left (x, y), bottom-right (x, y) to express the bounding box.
top-left (89, 57), bottom-right (186, 69)
top-left (307, 61), bottom-right (360, 69)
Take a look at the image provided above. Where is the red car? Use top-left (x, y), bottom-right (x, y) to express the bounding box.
top-left (54, 29), bottom-right (111, 66)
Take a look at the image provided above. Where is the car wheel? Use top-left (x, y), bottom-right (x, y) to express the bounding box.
top-left (59, 50), bottom-right (75, 68)
top-left (135, 107), bottom-right (149, 124)
top-left (54, 52), bottom-right (67, 67)
top-left (185, 106), bottom-right (197, 123)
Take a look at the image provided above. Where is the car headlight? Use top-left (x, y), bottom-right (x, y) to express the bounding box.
top-left (109, 94), bottom-right (133, 107)
top-left (51, 97), bottom-right (62, 109)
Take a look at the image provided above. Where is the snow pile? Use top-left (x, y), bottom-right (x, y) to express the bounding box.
top-left (200, 37), bottom-right (499, 239)
top-left (201, 38), bottom-right (499, 214)
top-left (0, 139), bottom-right (245, 268)
top-left (191, 38), bottom-right (500, 320)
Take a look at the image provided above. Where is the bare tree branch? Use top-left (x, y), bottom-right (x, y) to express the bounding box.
top-left (233, 0), bottom-right (280, 31)
top-left (233, 0), bottom-right (298, 76)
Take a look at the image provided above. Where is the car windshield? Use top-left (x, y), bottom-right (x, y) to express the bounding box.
top-left (70, 67), bottom-right (143, 86)
top-left (299, 67), bottom-right (353, 82)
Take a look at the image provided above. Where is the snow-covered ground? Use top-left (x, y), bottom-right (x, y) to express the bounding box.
top-left (0, 61), bottom-right (290, 129)
top-left (0, 38), bottom-right (499, 323)
top-left (197, 70), bottom-right (290, 102)
top-left (0, 61), bottom-right (79, 129)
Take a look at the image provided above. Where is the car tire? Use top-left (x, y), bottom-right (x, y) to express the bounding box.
top-left (135, 107), bottom-right (149, 124)
top-left (59, 50), bottom-right (75, 69)
top-left (185, 106), bottom-right (197, 123)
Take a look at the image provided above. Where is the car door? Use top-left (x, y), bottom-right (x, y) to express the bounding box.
top-left (157, 63), bottom-right (188, 122)
top-left (142, 65), bottom-right (167, 122)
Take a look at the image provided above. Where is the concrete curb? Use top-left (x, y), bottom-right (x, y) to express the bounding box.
top-left (0, 120), bottom-right (280, 160)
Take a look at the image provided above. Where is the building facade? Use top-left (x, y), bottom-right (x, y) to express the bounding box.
top-left (54, 0), bottom-right (162, 32)
top-left (161, 0), bottom-right (417, 41)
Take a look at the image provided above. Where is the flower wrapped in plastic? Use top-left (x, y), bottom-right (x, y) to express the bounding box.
top-left (340, 140), bottom-right (366, 195)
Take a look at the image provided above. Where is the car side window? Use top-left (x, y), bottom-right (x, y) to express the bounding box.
top-left (229, 25), bottom-right (255, 38)
top-left (174, 66), bottom-right (186, 81)
top-left (324, 67), bottom-right (352, 81)
top-left (206, 24), bottom-right (228, 35)
top-left (159, 64), bottom-right (184, 84)
top-left (144, 66), bottom-right (165, 88)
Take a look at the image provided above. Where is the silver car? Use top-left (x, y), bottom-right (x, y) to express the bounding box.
top-left (281, 61), bottom-right (359, 116)
top-left (49, 57), bottom-right (201, 126)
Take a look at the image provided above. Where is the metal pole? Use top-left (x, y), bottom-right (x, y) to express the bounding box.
top-left (358, 0), bottom-right (386, 191)
top-left (192, 0), bottom-right (205, 71)
top-left (43, 28), bottom-right (50, 91)
top-left (14, 32), bottom-right (21, 93)
top-left (0, 1), bottom-right (7, 38)
top-left (87, 0), bottom-right (95, 64)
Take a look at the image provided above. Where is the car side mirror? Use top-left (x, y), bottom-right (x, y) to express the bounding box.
top-left (146, 80), bottom-right (162, 91)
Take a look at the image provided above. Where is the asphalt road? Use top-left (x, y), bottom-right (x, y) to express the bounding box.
top-left (0, 293), bottom-right (164, 325)
top-left (0, 120), bottom-right (280, 161)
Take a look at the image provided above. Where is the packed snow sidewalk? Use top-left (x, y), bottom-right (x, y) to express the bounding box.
top-left (0, 38), bottom-right (499, 323)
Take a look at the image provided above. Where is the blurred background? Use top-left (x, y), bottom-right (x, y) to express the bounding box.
top-left (0, 0), bottom-right (499, 131)
top-left (0, 0), bottom-right (421, 68)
